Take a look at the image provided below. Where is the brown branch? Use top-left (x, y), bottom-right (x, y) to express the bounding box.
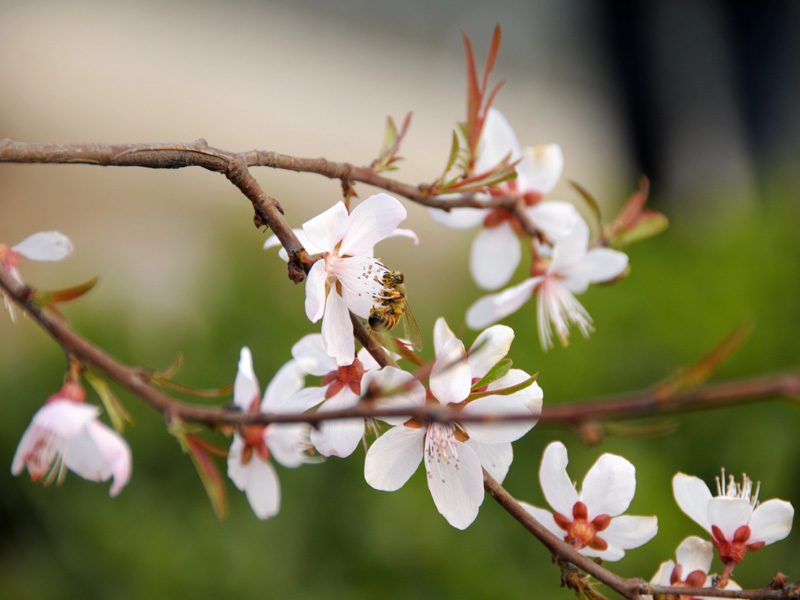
top-left (0, 138), bottom-right (522, 211)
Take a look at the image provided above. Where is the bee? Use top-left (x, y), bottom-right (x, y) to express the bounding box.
top-left (368, 270), bottom-right (423, 351)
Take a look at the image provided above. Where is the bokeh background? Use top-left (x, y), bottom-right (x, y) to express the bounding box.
top-left (1, 1), bottom-right (799, 598)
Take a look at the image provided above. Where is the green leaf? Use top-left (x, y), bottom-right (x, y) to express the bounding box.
top-left (36, 276), bottom-right (98, 305)
top-left (614, 212), bottom-right (669, 246)
top-left (469, 372), bottom-right (538, 400)
top-left (471, 358), bottom-right (512, 390)
top-left (383, 116), bottom-right (398, 154)
top-left (445, 130), bottom-right (460, 173)
top-left (569, 180), bottom-right (603, 233)
top-left (84, 371), bottom-right (133, 433)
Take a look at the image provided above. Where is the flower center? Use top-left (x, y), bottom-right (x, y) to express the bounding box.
top-left (424, 423), bottom-right (461, 482)
top-left (552, 501), bottom-right (611, 551)
top-left (321, 359), bottom-right (366, 399)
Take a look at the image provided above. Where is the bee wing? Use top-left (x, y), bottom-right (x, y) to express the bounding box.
top-left (401, 301), bottom-right (423, 351)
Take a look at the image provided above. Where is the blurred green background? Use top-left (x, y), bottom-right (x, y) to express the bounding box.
top-left (2, 1), bottom-right (799, 599)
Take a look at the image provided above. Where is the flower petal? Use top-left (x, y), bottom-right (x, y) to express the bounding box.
top-left (539, 441), bottom-right (579, 515)
top-left (518, 501), bottom-right (564, 538)
top-left (12, 231), bottom-right (73, 261)
top-left (304, 260), bottom-right (328, 323)
top-left (266, 423), bottom-right (308, 468)
top-left (580, 452), bottom-right (637, 519)
top-left (291, 334), bottom-right (336, 376)
top-left (427, 205), bottom-right (488, 230)
top-left (433, 317), bottom-right (457, 358)
top-left (748, 499), bottom-right (794, 544)
top-left (364, 425), bottom-right (425, 491)
top-left (601, 515), bottom-right (658, 553)
top-left (233, 347), bottom-right (260, 410)
top-left (264, 228), bottom-right (321, 262)
top-left (516, 144), bottom-right (563, 194)
top-left (674, 536), bottom-right (714, 574)
top-left (707, 497), bottom-right (754, 541)
top-left (550, 217), bottom-right (589, 274)
top-left (470, 222), bottom-right (521, 291)
top-left (364, 366), bottom-right (427, 426)
top-left (672, 473), bottom-right (714, 533)
top-left (339, 193), bottom-right (407, 256)
top-left (466, 278), bottom-right (540, 330)
top-left (310, 388), bottom-right (364, 458)
top-left (560, 248), bottom-right (628, 294)
top-left (468, 324), bottom-right (514, 380)
top-left (84, 420), bottom-right (132, 497)
top-left (475, 107), bottom-right (522, 173)
top-left (461, 379), bottom-right (539, 444)
top-left (302, 202), bottom-right (349, 252)
top-left (649, 560), bottom-right (676, 586)
top-left (425, 434), bottom-right (484, 529)
top-left (464, 440), bottom-right (513, 483)
top-left (227, 438), bottom-right (281, 520)
top-left (387, 227), bottom-right (419, 245)
top-left (525, 201), bottom-right (579, 242)
top-left (430, 336), bottom-right (470, 405)
top-left (321, 289), bottom-right (356, 367)
top-left (261, 360), bottom-right (308, 413)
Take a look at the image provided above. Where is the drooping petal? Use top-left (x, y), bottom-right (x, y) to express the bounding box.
top-left (364, 425), bottom-right (425, 491)
top-left (747, 499), bottom-right (794, 544)
top-left (539, 441), bottom-right (579, 515)
top-left (465, 277), bottom-right (540, 330)
top-left (364, 366), bottom-right (426, 426)
top-left (291, 334), bottom-right (336, 376)
top-left (302, 201), bottom-right (349, 253)
top-left (242, 458), bottom-right (281, 520)
top-left (707, 497), bottom-right (754, 541)
top-left (560, 248), bottom-right (628, 294)
top-left (12, 231), bottom-right (73, 261)
top-left (427, 205), bottom-right (488, 230)
top-left (310, 388), bottom-right (364, 458)
top-left (62, 427), bottom-right (115, 484)
top-left (430, 336), bottom-right (470, 405)
top-left (304, 259), bottom-right (328, 323)
top-left (518, 501), bottom-right (564, 538)
top-left (424, 433), bottom-right (484, 530)
top-left (233, 347), bottom-right (260, 410)
top-left (475, 107), bottom-right (522, 173)
top-left (516, 144), bottom-right (563, 194)
top-left (467, 324), bottom-right (514, 380)
top-left (339, 194), bottom-right (407, 256)
top-left (262, 360), bottom-right (309, 413)
top-left (83, 421), bottom-right (132, 497)
top-left (525, 201), bottom-right (580, 242)
top-left (674, 536), bottom-right (714, 575)
top-left (31, 400), bottom-right (100, 437)
top-left (580, 452), bottom-right (637, 519)
top-left (321, 289), bottom-right (356, 367)
top-left (470, 222), bottom-right (521, 291)
top-left (465, 440), bottom-right (513, 483)
top-left (601, 515), bottom-right (658, 554)
top-left (227, 437), bottom-right (281, 520)
top-left (672, 473), bottom-right (714, 533)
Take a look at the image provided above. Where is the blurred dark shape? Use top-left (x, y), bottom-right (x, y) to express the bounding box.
top-left (599, 0), bottom-right (800, 201)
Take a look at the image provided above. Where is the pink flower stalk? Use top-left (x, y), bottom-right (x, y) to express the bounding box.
top-left (466, 217), bottom-right (628, 351)
top-left (364, 318), bottom-right (542, 529)
top-left (227, 347), bottom-right (311, 520)
top-left (520, 441), bottom-right (657, 560)
top-left (264, 194), bottom-right (417, 366)
top-left (429, 107), bottom-right (580, 291)
top-left (673, 469), bottom-right (794, 583)
top-left (12, 381), bottom-right (132, 497)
